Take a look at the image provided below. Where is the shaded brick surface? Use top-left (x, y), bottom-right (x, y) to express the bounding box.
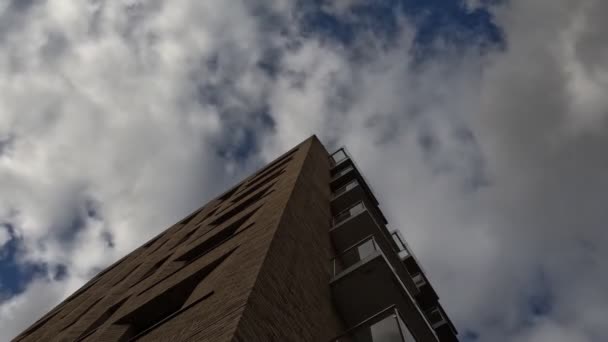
top-left (13, 136), bottom-right (344, 342)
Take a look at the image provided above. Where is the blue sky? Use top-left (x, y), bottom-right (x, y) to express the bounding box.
top-left (1, 0), bottom-right (608, 340)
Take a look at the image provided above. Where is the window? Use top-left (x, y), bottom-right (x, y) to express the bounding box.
top-left (210, 184), bottom-right (271, 227)
top-left (147, 236), bottom-right (170, 255)
top-left (129, 256), bottom-right (170, 288)
top-left (174, 229), bottom-right (196, 248)
top-left (246, 156), bottom-right (292, 186)
top-left (116, 251), bottom-right (234, 341)
top-left (232, 169), bottom-right (281, 204)
top-left (216, 186), bottom-right (239, 202)
top-left (179, 208), bottom-right (202, 225)
top-left (177, 209), bottom-right (257, 264)
top-left (112, 263), bottom-right (141, 287)
top-left (202, 207), bottom-right (218, 221)
top-left (76, 297), bottom-right (129, 341)
top-left (247, 147), bottom-right (297, 184)
top-left (142, 235), bottom-right (161, 248)
top-left (138, 211), bottom-right (255, 296)
top-left (59, 297), bottom-right (103, 333)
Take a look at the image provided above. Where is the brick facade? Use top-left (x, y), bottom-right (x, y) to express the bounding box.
top-left (14, 136), bottom-right (343, 341)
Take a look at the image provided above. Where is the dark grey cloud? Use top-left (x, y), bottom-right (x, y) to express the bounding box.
top-left (1, 1), bottom-right (608, 342)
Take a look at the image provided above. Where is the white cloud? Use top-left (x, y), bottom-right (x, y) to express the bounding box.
top-left (1, 0), bottom-right (608, 341)
top-left (0, 226), bottom-right (9, 250)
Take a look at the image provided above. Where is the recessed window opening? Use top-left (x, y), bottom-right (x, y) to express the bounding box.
top-left (244, 166), bottom-right (285, 190)
top-left (59, 297), bottom-right (104, 333)
top-left (129, 256), bottom-right (170, 288)
top-left (76, 297), bottom-right (129, 341)
top-left (138, 211), bottom-right (256, 296)
top-left (246, 156), bottom-right (292, 186)
top-left (232, 172), bottom-right (281, 204)
top-left (116, 250), bottom-right (235, 341)
top-left (216, 186), bottom-right (239, 202)
top-left (143, 235), bottom-right (161, 248)
top-left (177, 208), bottom-right (258, 264)
top-left (203, 207), bottom-right (218, 220)
top-left (174, 229), bottom-right (196, 248)
top-left (179, 209), bottom-right (201, 225)
top-left (112, 263), bottom-right (141, 287)
top-left (147, 237), bottom-right (170, 255)
top-left (210, 185), bottom-right (271, 227)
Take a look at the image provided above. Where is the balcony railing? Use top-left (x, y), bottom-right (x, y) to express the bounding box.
top-left (333, 201), bottom-right (366, 226)
top-left (333, 306), bottom-right (416, 342)
top-left (390, 231), bottom-right (410, 259)
top-left (333, 179), bottom-right (359, 198)
top-left (332, 164), bottom-right (354, 180)
top-left (332, 235), bottom-right (379, 276)
top-left (331, 149), bottom-right (349, 166)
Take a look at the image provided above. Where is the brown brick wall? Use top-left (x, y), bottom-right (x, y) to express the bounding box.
top-left (13, 136), bottom-right (344, 342)
top-left (233, 137), bottom-right (346, 342)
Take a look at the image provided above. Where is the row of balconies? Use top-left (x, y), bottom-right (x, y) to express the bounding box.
top-left (328, 148), bottom-right (458, 342)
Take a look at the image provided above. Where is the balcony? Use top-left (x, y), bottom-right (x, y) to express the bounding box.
top-left (332, 180), bottom-right (368, 215)
top-left (426, 307), bottom-right (459, 342)
top-left (330, 148), bottom-right (350, 167)
top-left (330, 237), bottom-right (440, 341)
top-left (332, 164), bottom-right (355, 181)
top-left (390, 231), bottom-right (440, 312)
top-left (332, 306), bottom-right (416, 342)
top-left (329, 152), bottom-right (380, 208)
top-left (390, 231), bottom-right (410, 260)
top-left (331, 202), bottom-right (392, 252)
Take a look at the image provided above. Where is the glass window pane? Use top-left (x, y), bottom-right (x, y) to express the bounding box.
top-left (370, 315), bottom-right (403, 342)
top-left (356, 239), bottom-right (377, 260)
top-left (350, 202), bottom-right (365, 216)
top-left (332, 150), bottom-right (348, 164)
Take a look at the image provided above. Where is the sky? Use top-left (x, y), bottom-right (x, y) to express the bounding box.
top-left (1, 0), bottom-right (608, 340)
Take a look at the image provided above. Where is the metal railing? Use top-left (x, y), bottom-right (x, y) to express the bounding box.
top-left (332, 164), bottom-right (354, 180)
top-left (333, 179), bottom-right (359, 198)
top-left (390, 230), bottom-right (427, 276)
top-left (333, 201), bottom-right (366, 226)
top-left (332, 305), bottom-right (417, 342)
top-left (391, 231), bottom-right (410, 260)
top-left (330, 148), bottom-right (349, 166)
top-left (332, 235), bottom-right (379, 276)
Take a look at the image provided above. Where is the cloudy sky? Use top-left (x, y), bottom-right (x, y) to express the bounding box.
top-left (1, 0), bottom-right (608, 340)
